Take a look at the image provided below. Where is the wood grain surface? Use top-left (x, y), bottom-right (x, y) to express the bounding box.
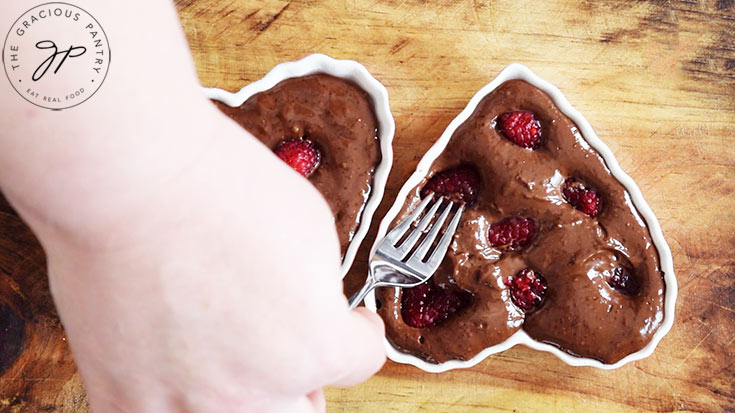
top-left (1, 0), bottom-right (734, 411)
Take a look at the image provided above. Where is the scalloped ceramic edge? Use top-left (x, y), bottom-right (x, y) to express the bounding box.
top-left (364, 63), bottom-right (677, 372)
top-left (203, 54), bottom-right (395, 278)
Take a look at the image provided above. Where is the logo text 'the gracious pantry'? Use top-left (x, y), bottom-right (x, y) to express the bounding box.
top-left (2, 2), bottom-right (111, 110)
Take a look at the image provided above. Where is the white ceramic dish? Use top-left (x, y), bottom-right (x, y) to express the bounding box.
top-left (364, 63), bottom-right (677, 372)
top-left (203, 54), bottom-right (395, 278)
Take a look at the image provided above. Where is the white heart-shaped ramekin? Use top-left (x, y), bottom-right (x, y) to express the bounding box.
top-left (364, 63), bottom-right (677, 372)
top-left (203, 54), bottom-right (395, 278)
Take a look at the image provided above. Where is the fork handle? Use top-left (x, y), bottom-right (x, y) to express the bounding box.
top-left (348, 277), bottom-right (377, 309)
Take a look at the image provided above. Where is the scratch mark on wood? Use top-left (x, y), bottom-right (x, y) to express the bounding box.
top-left (390, 38), bottom-right (410, 54)
top-left (394, 0), bottom-right (409, 11)
top-left (221, 8), bottom-right (236, 19)
top-left (725, 335), bottom-right (735, 347)
top-left (700, 299), bottom-right (735, 315)
top-left (678, 329), bottom-right (713, 367)
top-left (252, 1), bottom-right (291, 34)
top-left (243, 9), bottom-right (259, 21)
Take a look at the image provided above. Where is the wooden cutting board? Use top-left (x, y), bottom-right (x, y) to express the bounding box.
top-left (1, 0), bottom-right (734, 411)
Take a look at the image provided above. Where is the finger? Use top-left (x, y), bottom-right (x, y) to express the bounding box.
top-left (327, 307), bottom-right (386, 387)
top-left (307, 389), bottom-right (326, 412)
top-left (358, 306), bottom-right (385, 333)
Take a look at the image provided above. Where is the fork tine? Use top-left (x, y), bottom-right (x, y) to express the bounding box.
top-left (422, 205), bottom-right (464, 272)
top-left (409, 200), bottom-right (454, 263)
top-left (383, 193), bottom-right (434, 245)
top-left (394, 197), bottom-right (444, 260)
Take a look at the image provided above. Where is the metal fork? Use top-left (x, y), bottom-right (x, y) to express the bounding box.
top-left (348, 193), bottom-right (464, 309)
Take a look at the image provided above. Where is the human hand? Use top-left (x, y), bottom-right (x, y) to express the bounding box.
top-left (5, 103), bottom-right (385, 412)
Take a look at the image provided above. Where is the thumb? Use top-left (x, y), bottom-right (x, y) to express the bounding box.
top-left (326, 307), bottom-right (386, 387)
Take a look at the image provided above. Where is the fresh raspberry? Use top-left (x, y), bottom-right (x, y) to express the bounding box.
top-left (506, 268), bottom-right (548, 312)
top-left (274, 138), bottom-right (321, 177)
top-left (497, 111), bottom-right (542, 149)
top-left (607, 267), bottom-right (639, 295)
top-left (420, 165), bottom-right (481, 206)
top-left (401, 280), bottom-right (471, 328)
top-left (487, 216), bottom-right (537, 251)
top-left (562, 177), bottom-right (602, 217)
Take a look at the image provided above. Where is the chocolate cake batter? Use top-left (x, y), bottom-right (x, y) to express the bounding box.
top-left (214, 74), bottom-right (380, 255)
top-left (377, 80), bottom-right (665, 364)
